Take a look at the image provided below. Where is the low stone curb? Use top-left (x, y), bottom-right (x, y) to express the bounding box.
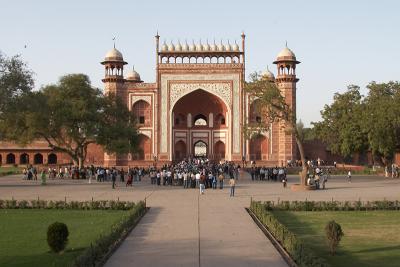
top-left (246, 207), bottom-right (298, 267)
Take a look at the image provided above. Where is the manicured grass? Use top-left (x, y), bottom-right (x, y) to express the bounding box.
top-left (0, 209), bottom-right (128, 267)
top-left (272, 210), bottom-right (400, 267)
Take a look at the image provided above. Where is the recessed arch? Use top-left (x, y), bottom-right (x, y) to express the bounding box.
top-left (194, 114), bottom-right (207, 126)
top-left (193, 140), bottom-right (207, 157)
top-left (6, 153), bottom-right (15, 164)
top-left (174, 140), bottom-right (187, 161)
top-left (48, 153), bottom-right (57, 164)
top-left (214, 140), bottom-right (225, 161)
top-left (20, 153), bottom-right (29, 165)
top-left (133, 134), bottom-right (151, 160)
top-left (132, 100), bottom-right (151, 126)
top-left (34, 153), bottom-right (43, 164)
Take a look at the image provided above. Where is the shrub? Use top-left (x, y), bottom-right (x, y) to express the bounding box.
top-left (325, 220), bottom-right (344, 256)
top-left (47, 222), bottom-right (69, 253)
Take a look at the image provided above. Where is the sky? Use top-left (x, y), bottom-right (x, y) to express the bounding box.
top-left (1, 0), bottom-right (399, 126)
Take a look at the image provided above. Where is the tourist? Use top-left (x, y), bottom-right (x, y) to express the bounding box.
top-left (40, 169), bottom-right (46, 185)
top-left (199, 173), bottom-right (205, 194)
top-left (218, 172), bottom-right (224, 189)
top-left (229, 177), bottom-right (235, 197)
top-left (195, 172), bottom-right (200, 188)
top-left (347, 170), bottom-right (352, 183)
top-left (111, 168), bottom-right (117, 189)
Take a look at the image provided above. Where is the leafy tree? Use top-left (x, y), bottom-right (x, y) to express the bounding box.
top-left (0, 52), bottom-right (34, 138)
top-left (244, 72), bottom-right (308, 185)
top-left (1, 74), bottom-right (139, 168)
top-left (312, 86), bottom-right (368, 158)
top-left (362, 81), bottom-right (400, 166)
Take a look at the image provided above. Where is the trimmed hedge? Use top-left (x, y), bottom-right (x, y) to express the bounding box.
top-left (259, 199), bottom-right (400, 211)
top-left (0, 199), bottom-right (136, 210)
top-left (73, 201), bottom-right (146, 267)
top-left (250, 200), bottom-right (330, 267)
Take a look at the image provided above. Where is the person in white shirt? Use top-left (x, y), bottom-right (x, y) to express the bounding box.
top-left (195, 172), bottom-right (201, 188)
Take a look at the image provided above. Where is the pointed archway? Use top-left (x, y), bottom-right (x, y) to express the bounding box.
top-left (174, 140), bottom-right (187, 161)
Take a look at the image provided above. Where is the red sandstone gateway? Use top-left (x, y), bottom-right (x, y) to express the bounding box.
top-left (0, 33), bottom-right (301, 167)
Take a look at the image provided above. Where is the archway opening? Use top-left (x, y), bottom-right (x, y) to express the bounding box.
top-left (214, 141), bottom-right (225, 161)
top-left (174, 140), bottom-right (187, 161)
top-left (34, 153), bottom-right (43, 164)
top-left (6, 153), bottom-right (15, 164)
top-left (48, 153), bottom-right (57, 164)
top-left (194, 141), bottom-right (207, 157)
top-left (20, 153), bottom-right (29, 165)
top-left (194, 114), bottom-right (207, 126)
top-left (249, 135), bottom-right (269, 161)
top-left (134, 134), bottom-right (151, 160)
top-left (132, 100), bottom-right (151, 126)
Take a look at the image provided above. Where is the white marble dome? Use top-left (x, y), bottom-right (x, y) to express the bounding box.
top-left (210, 42), bottom-right (217, 52)
top-left (277, 46), bottom-right (296, 59)
top-left (168, 43), bottom-right (175, 52)
top-left (232, 42), bottom-right (240, 52)
top-left (105, 48), bottom-right (123, 61)
top-left (196, 42), bottom-right (203, 51)
top-left (161, 42), bottom-right (168, 52)
top-left (203, 42), bottom-right (210, 51)
top-left (217, 43), bottom-right (225, 51)
top-left (261, 67), bottom-right (275, 81)
top-left (182, 41), bottom-right (189, 51)
top-left (175, 42), bottom-right (182, 51)
top-left (126, 68), bottom-right (141, 82)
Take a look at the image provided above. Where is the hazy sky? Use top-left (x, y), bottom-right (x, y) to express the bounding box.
top-left (1, 0), bottom-right (399, 126)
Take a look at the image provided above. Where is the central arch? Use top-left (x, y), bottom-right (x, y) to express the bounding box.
top-left (193, 140), bottom-right (207, 157)
top-left (171, 89), bottom-right (229, 160)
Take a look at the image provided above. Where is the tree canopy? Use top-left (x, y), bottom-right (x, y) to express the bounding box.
top-left (244, 71), bottom-right (308, 185)
top-left (313, 82), bottom-right (400, 165)
top-left (1, 73), bottom-right (139, 168)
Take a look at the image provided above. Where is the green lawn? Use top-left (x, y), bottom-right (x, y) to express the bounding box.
top-left (272, 210), bottom-right (400, 267)
top-left (0, 209), bottom-right (128, 267)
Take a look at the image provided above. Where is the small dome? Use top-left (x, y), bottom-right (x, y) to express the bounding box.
top-left (189, 41), bottom-right (196, 51)
top-left (277, 46), bottom-right (296, 59)
top-left (203, 42), bottom-right (210, 51)
top-left (261, 67), bottom-right (275, 81)
top-left (126, 68), bottom-right (141, 82)
top-left (105, 48), bottom-right (123, 61)
top-left (182, 41), bottom-right (189, 51)
top-left (232, 42), bottom-right (239, 52)
top-left (175, 42), bottom-right (182, 51)
top-left (168, 42), bottom-right (175, 52)
top-left (210, 42), bottom-right (217, 52)
top-left (217, 42), bottom-right (225, 51)
top-left (161, 42), bottom-right (168, 52)
top-left (225, 42), bottom-right (232, 52)
top-left (196, 42), bottom-right (203, 51)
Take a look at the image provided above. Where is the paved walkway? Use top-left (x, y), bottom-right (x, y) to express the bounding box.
top-left (1, 172), bottom-right (400, 266)
top-left (105, 186), bottom-right (287, 267)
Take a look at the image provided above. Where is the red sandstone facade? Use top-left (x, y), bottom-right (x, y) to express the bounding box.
top-left (0, 33), bottom-right (304, 167)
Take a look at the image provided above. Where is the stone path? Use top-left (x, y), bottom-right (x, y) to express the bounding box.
top-left (1, 172), bottom-right (399, 266)
top-left (105, 186), bottom-right (287, 267)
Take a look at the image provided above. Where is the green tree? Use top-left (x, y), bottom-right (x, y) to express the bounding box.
top-left (0, 52), bottom-right (34, 138)
top-left (1, 74), bottom-right (139, 168)
top-left (363, 81), bottom-right (400, 166)
top-left (312, 85), bottom-right (368, 158)
top-left (244, 72), bottom-right (308, 185)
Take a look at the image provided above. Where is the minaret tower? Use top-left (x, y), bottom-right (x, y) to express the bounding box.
top-left (273, 44), bottom-right (300, 165)
top-left (101, 46), bottom-right (127, 96)
top-left (101, 46), bottom-right (127, 166)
